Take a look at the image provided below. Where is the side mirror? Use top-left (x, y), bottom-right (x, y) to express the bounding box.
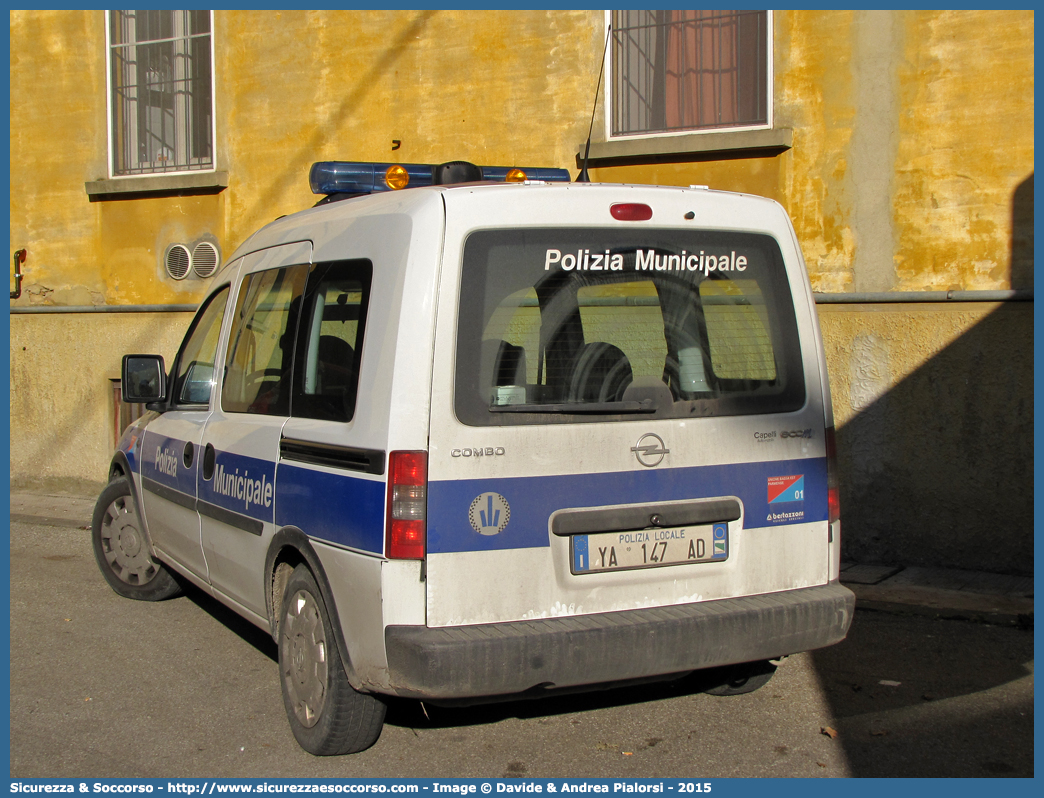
top-left (122, 354), bottom-right (167, 404)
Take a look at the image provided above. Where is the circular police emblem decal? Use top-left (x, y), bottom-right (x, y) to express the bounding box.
top-left (469, 492), bottom-right (511, 536)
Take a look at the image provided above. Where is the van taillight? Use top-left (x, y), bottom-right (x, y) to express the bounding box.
top-left (825, 426), bottom-right (840, 524)
top-left (386, 451), bottom-right (427, 559)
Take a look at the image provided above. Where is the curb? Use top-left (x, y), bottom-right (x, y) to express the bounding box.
top-left (845, 583), bottom-right (1034, 629)
top-left (10, 513), bottom-right (90, 529)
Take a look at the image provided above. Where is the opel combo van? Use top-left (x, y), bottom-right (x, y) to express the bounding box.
top-left (94, 160), bottom-right (854, 756)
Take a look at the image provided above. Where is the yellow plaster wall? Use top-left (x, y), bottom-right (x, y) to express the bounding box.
top-left (775, 10), bottom-right (857, 293)
top-left (10, 10), bottom-right (108, 305)
top-left (218, 9), bottom-right (602, 256)
top-left (585, 11), bottom-right (1033, 572)
top-left (10, 11), bottom-right (227, 308)
top-left (18, 10), bottom-right (1028, 306)
top-left (588, 158), bottom-right (786, 204)
top-left (10, 10), bottom-right (603, 308)
top-left (7, 8), bottom-right (602, 481)
top-left (893, 11), bottom-right (1034, 291)
top-left (591, 10), bottom-right (1034, 295)
top-left (10, 8), bottom-right (1032, 303)
top-left (10, 313), bottom-right (193, 487)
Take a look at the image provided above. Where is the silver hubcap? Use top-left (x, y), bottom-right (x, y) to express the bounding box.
top-left (282, 589), bottom-right (329, 728)
top-left (99, 495), bottom-right (159, 585)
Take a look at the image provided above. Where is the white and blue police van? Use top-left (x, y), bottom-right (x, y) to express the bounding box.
top-left (94, 158), bottom-right (855, 756)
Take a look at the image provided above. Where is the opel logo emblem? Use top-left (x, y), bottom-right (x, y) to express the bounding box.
top-left (632, 433), bottom-right (669, 467)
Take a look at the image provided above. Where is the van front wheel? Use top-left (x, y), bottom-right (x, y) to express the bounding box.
top-left (91, 478), bottom-right (182, 601)
top-left (278, 565), bottom-right (386, 755)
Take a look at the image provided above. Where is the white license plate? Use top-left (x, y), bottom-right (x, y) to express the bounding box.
top-left (571, 523), bottom-right (728, 574)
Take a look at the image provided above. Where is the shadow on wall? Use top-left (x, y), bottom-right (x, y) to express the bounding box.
top-left (836, 174), bottom-right (1034, 575)
top-left (1010, 173), bottom-right (1033, 289)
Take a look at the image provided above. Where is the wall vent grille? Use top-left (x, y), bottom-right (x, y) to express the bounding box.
top-left (164, 244), bottom-right (191, 280)
top-left (192, 242), bottom-right (220, 278)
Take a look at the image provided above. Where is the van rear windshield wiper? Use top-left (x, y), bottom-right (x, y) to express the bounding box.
top-left (489, 399), bottom-right (656, 414)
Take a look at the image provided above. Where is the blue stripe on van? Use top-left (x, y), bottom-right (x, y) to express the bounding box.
top-left (117, 416), bottom-right (149, 473)
top-left (199, 450), bottom-right (277, 525)
top-left (140, 433), bottom-right (198, 498)
top-left (275, 462), bottom-right (386, 553)
top-left (427, 458), bottom-right (827, 554)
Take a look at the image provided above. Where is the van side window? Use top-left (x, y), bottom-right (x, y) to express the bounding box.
top-left (222, 265), bottom-right (307, 416)
top-left (170, 285), bottom-right (230, 407)
top-left (291, 260), bottom-right (373, 423)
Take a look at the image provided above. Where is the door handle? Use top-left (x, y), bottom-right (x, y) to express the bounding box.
top-left (183, 441), bottom-right (195, 469)
top-left (202, 443), bottom-right (216, 480)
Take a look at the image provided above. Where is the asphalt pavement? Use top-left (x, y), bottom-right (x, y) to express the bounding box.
top-left (9, 485), bottom-right (1034, 629)
top-left (8, 484), bottom-right (1034, 777)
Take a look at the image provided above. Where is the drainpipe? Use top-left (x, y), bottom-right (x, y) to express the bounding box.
top-left (10, 249), bottom-right (25, 299)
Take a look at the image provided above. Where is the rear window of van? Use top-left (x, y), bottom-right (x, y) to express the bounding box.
top-left (454, 228), bottom-right (805, 426)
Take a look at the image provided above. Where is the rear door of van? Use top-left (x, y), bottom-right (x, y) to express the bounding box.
top-left (424, 184), bottom-right (831, 631)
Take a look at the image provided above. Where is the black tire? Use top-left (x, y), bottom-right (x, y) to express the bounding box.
top-left (702, 659), bottom-right (777, 696)
top-left (278, 565), bottom-right (386, 755)
top-left (91, 477), bottom-right (182, 601)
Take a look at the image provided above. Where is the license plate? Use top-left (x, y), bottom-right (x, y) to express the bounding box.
top-left (571, 522), bottom-right (728, 574)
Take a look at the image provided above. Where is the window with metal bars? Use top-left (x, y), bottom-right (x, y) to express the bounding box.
top-left (611, 10), bottom-right (769, 137)
top-left (108, 10), bottom-right (214, 176)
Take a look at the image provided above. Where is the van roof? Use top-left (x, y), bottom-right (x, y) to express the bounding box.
top-left (219, 180), bottom-right (786, 283)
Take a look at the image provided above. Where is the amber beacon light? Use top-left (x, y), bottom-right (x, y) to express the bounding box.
top-left (385, 164), bottom-right (411, 190)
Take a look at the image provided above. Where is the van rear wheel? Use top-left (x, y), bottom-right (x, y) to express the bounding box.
top-left (702, 659), bottom-right (777, 696)
top-left (278, 565), bottom-right (386, 755)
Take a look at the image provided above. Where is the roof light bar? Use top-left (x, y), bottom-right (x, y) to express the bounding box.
top-left (309, 160), bottom-right (571, 196)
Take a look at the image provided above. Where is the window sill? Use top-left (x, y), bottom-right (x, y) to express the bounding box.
top-left (579, 128), bottom-right (792, 166)
top-left (85, 171), bottom-right (229, 201)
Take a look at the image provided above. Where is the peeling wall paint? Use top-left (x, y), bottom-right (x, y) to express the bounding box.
top-left (848, 333), bottom-right (892, 414)
top-left (893, 11), bottom-right (1034, 292)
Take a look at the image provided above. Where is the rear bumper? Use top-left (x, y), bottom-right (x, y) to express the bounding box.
top-left (384, 582), bottom-right (855, 700)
